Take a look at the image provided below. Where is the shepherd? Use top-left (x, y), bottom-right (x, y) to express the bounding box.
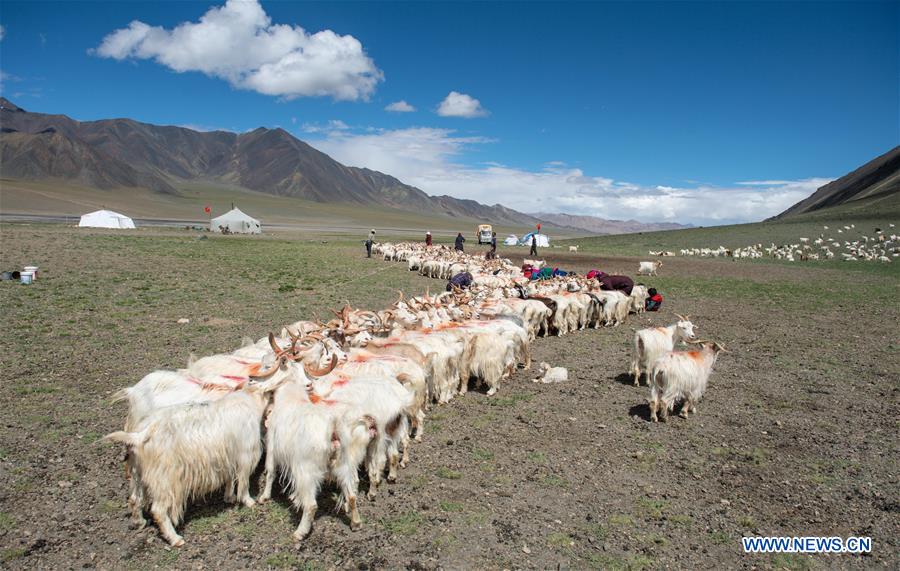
top-left (645, 287), bottom-right (663, 311)
top-left (455, 232), bottom-right (466, 252)
top-left (530, 233), bottom-right (538, 256)
top-left (596, 273), bottom-right (634, 295)
top-left (486, 231), bottom-right (498, 260)
top-left (365, 229), bottom-right (376, 258)
top-left (447, 271), bottom-right (473, 291)
top-left (425, 231), bottom-right (433, 247)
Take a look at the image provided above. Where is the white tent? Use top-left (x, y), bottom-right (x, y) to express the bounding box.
top-left (504, 234), bottom-right (519, 246)
top-left (520, 232), bottom-right (550, 247)
top-left (210, 207), bottom-right (261, 234)
top-left (78, 209), bottom-right (136, 229)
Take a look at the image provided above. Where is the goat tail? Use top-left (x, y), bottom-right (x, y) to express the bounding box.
top-left (649, 365), bottom-right (665, 391)
top-left (103, 429), bottom-right (149, 447)
top-left (110, 388), bottom-right (131, 404)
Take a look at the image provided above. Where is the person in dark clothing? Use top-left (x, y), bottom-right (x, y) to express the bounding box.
top-left (365, 229), bottom-right (376, 258)
top-left (529, 234), bottom-right (538, 256)
top-left (454, 232), bottom-right (465, 252)
top-left (447, 271), bottom-right (473, 291)
top-left (486, 231), bottom-right (497, 260)
top-left (645, 288), bottom-right (663, 311)
top-left (425, 232), bottom-right (432, 246)
top-left (597, 274), bottom-right (634, 295)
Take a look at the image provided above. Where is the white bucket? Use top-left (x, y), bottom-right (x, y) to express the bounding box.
top-left (20, 271), bottom-right (33, 285)
top-left (23, 266), bottom-right (38, 280)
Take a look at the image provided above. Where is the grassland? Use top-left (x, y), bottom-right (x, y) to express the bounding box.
top-left (0, 178), bottom-right (577, 238)
top-left (0, 220), bottom-right (897, 570)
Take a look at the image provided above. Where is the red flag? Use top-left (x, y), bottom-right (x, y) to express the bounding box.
top-left (204, 206), bottom-right (211, 214)
top-left (537, 223), bottom-right (541, 231)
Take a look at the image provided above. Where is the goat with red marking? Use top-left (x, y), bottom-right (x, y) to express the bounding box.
top-left (105, 374), bottom-right (288, 546)
top-left (630, 315), bottom-right (697, 386)
top-left (648, 341), bottom-right (727, 422)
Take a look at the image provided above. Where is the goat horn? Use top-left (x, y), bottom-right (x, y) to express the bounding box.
top-left (674, 313), bottom-right (687, 321)
top-left (304, 354), bottom-right (338, 378)
top-left (715, 343), bottom-right (729, 353)
top-left (252, 356), bottom-right (285, 379)
top-left (286, 328), bottom-right (300, 343)
top-left (268, 332), bottom-right (281, 353)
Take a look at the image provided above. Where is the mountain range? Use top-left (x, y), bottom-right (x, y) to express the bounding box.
top-left (0, 97), bottom-right (762, 234)
top-left (531, 212), bottom-right (690, 235)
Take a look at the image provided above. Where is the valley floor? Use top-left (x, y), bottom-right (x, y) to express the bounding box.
top-left (0, 224), bottom-right (897, 570)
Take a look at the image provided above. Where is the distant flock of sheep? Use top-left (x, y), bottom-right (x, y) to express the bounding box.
top-left (106, 242), bottom-right (725, 547)
top-left (677, 223), bottom-right (897, 262)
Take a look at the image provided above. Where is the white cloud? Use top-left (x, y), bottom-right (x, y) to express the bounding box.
top-left (385, 100), bottom-right (415, 112)
top-left (736, 180), bottom-right (793, 186)
top-left (308, 125), bottom-right (831, 225)
top-left (92, 0), bottom-right (382, 101)
top-left (301, 119), bottom-right (350, 133)
top-left (437, 91), bottom-right (488, 118)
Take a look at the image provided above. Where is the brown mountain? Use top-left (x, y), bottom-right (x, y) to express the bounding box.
top-left (532, 212), bottom-right (690, 235)
top-left (0, 98), bottom-right (549, 227)
top-left (772, 145), bottom-right (900, 219)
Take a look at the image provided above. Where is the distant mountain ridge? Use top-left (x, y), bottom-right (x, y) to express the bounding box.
top-left (0, 98), bottom-right (551, 227)
top-left (772, 146), bottom-right (900, 219)
top-left (532, 212), bottom-right (691, 235)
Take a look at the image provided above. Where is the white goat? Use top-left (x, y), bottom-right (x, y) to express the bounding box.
top-left (649, 341), bottom-right (727, 422)
top-left (637, 260), bottom-right (662, 276)
top-left (629, 285), bottom-right (649, 314)
top-left (629, 315), bottom-right (696, 385)
top-left (105, 376), bottom-right (286, 546)
top-left (260, 377), bottom-right (378, 541)
top-left (568, 246), bottom-right (579, 252)
top-left (533, 362), bottom-right (568, 383)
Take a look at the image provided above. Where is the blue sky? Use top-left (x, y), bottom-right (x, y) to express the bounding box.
top-left (1, 1), bottom-right (897, 224)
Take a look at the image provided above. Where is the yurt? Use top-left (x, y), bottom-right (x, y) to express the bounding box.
top-left (210, 208), bottom-right (261, 234)
top-left (520, 232), bottom-right (550, 247)
top-left (503, 234), bottom-right (519, 246)
top-left (78, 209), bottom-right (136, 229)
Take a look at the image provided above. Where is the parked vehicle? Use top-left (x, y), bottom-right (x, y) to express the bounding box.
top-left (477, 224), bottom-right (493, 245)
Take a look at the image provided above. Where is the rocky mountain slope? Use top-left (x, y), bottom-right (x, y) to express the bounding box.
top-left (772, 145), bottom-right (900, 219)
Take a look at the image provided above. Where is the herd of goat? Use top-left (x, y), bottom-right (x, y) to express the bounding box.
top-left (677, 223), bottom-right (898, 262)
top-left (106, 242), bottom-right (725, 547)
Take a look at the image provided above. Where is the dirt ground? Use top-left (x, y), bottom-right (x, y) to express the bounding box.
top-left (0, 225), bottom-right (897, 570)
